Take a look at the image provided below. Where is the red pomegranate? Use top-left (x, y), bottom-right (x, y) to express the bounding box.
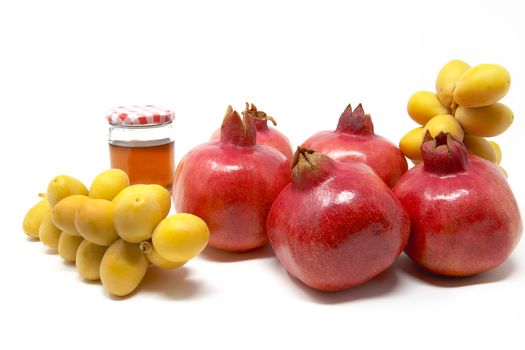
top-left (302, 104), bottom-right (408, 187)
top-left (267, 147), bottom-right (410, 291)
top-left (393, 132), bottom-right (522, 276)
top-left (211, 103), bottom-right (293, 159)
top-left (174, 106), bottom-right (290, 252)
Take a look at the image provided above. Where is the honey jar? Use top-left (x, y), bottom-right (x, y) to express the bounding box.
top-left (106, 105), bottom-right (175, 189)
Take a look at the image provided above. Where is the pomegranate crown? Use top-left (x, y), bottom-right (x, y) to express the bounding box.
top-left (220, 105), bottom-right (257, 147)
top-left (291, 147), bottom-right (337, 188)
top-left (291, 147), bottom-right (316, 171)
top-left (421, 131), bottom-right (469, 174)
top-left (336, 103), bottom-right (374, 135)
top-left (242, 103), bottom-right (277, 126)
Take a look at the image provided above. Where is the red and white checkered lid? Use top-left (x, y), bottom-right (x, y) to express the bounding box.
top-left (106, 105), bottom-right (175, 126)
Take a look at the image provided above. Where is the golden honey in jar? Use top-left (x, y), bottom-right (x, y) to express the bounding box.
top-left (106, 105), bottom-right (175, 189)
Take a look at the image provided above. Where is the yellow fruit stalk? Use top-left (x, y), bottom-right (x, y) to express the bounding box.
top-left (139, 241), bottom-right (187, 269)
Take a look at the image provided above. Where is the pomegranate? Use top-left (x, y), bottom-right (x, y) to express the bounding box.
top-left (211, 103), bottom-right (293, 159)
top-left (173, 106), bottom-right (290, 252)
top-left (393, 132), bottom-right (522, 276)
top-left (267, 147), bottom-right (410, 292)
top-left (301, 104), bottom-right (408, 187)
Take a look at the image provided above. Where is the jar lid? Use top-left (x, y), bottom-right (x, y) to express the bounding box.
top-left (106, 105), bottom-right (175, 126)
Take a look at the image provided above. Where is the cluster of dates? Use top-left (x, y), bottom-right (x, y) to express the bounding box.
top-left (23, 169), bottom-right (209, 297)
top-left (400, 60), bottom-right (513, 175)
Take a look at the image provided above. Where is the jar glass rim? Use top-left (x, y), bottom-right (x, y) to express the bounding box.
top-left (109, 121), bottom-right (173, 128)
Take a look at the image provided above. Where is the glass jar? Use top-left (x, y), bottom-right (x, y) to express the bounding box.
top-left (106, 105), bottom-right (175, 190)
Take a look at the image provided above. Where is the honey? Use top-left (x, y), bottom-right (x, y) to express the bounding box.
top-left (109, 141), bottom-right (175, 189)
top-left (106, 105), bottom-right (175, 190)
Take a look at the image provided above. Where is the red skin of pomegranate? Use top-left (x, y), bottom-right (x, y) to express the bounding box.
top-left (267, 148), bottom-right (410, 292)
top-left (302, 104), bottom-right (407, 188)
top-left (174, 106), bottom-right (290, 252)
top-left (393, 133), bottom-right (522, 276)
top-left (211, 103), bottom-right (293, 159)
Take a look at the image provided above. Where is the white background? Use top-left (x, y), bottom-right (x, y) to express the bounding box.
top-left (1, 0), bottom-right (524, 349)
